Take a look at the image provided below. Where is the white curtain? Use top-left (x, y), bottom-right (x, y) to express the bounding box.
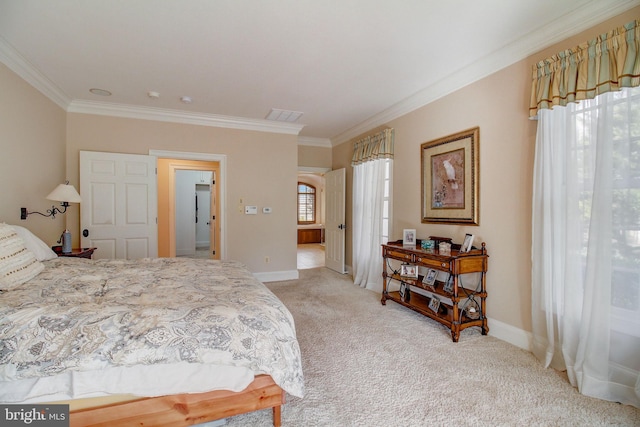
top-left (352, 159), bottom-right (388, 292)
top-left (532, 86), bottom-right (640, 408)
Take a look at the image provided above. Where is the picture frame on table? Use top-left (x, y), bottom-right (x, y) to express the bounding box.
top-left (422, 268), bottom-right (438, 287)
top-left (428, 296), bottom-right (441, 313)
top-left (403, 229), bottom-right (416, 247)
top-left (399, 282), bottom-right (410, 302)
top-left (400, 263), bottom-right (418, 278)
top-left (421, 127), bottom-right (479, 225)
top-left (460, 233), bottom-right (475, 253)
top-left (443, 275), bottom-right (454, 293)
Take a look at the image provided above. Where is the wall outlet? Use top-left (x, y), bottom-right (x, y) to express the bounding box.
top-left (264, 256), bottom-right (270, 263)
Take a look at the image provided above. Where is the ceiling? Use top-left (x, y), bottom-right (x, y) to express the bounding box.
top-left (1, 1), bottom-right (638, 146)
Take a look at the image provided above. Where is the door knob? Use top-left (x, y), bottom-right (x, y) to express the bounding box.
top-left (82, 229), bottom-right (89, 237)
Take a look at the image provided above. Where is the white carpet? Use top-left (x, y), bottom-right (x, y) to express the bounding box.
top-left (226, 268), bottom-right (640, 426)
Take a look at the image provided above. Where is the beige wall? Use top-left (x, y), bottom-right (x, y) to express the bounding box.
top-left (66, 113), bottom-right (299, 274)
top-left (333, 8), bottom-right (640, 339)
top-left (298, 144), bottom-right (332, 169)
top-left (0, 63), bottom-right (67, 245)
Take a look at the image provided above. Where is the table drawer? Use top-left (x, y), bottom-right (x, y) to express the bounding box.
top-left (416, 256), bottom-right (450, 270)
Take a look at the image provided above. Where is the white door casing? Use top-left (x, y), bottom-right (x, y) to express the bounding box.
top-left (325, 168), bottom-right (346, 273)
top-left (80, 151), bottom-right (158, 259)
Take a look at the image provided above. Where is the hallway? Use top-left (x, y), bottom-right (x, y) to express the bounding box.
top-left (297, 244), bottom-right (325, 269)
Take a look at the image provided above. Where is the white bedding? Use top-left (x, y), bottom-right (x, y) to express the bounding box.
top-left (0, 257), bottom-right (304, 403)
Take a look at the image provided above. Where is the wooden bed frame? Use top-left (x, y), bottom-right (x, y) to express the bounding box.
top-left (69, 375), bottom-right (284, 427)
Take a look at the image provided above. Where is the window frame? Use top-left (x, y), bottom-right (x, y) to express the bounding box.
top-left (297, 182), bottom-right (316, 224)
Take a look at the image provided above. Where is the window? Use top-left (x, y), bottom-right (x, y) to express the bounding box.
top-left (572, 88), bottom-right (640, 335)
top-left (297, 182), bottom-right (316, 224)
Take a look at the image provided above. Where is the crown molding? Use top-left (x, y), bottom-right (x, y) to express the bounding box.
top-left (331, 0), bottom-right (640, 146)
top-left (0, 36), bottom-right (71, 109)
top-left (67, 100), bottom-right (305, 135)
top-left (1, 35), bottom-right (304, 136)
top-left (298, 136), bottom-right (332, 148)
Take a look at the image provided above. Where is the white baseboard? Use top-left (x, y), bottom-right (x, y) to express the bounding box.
top-left (254, 270), bottom-right (299, 283)
top-left (487, 317), bottom-right (533, 351)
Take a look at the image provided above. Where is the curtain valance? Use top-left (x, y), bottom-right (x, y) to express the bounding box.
top-left (529, 19), bottom-right (640, 117)
top-left (351, 128), bottom-right (394, 165)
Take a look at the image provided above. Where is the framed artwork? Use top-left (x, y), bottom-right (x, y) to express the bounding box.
top-left (421, 127), bottom-right (479, 225)
top-left (403, 229), bottom-right (416, 247)
top-left (460, 233), bottom-right (475, 253)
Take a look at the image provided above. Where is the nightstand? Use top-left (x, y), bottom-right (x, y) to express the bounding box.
top-left (52, 246), bottom-right (97, 259)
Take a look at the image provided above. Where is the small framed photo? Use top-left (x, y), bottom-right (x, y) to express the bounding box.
top-left (460, 233), bottom-right (474, 253)
top-left (443, 276), bottom-right (454, 293)
top-left (400, 263), bottom-right (418, 278)
top-left (422, 268), bottom-right (438, 287)
top-left (428, 296), bottom-right (441, 313)
top-left (399, 282), bottom-right (410, 301)
top-left (403, 229), bottom-right (416, 247)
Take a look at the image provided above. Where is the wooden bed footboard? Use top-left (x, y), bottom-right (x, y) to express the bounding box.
top-left (69, 375), bottom-right (284, 427)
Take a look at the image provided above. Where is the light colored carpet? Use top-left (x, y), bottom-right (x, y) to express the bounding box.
top-left (226, 268), bottom-right (640, 426)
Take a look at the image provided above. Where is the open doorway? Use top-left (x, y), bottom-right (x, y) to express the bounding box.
top-left (297, 171), bottom-right (326, 269)
top-left (157, 157), bottom-right (221, 259)
top-left (175, 170), bottom-right (214, 259)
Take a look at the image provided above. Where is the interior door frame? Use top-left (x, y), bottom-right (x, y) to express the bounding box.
top-left (151, 150), bottom-right (227, 259)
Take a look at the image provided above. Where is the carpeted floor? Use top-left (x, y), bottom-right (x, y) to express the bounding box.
top-left (225, 267), bottom-right (640, 426)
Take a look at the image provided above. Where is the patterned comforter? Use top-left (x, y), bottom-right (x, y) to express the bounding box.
top-left (0, 257), bottom-right (304, 398)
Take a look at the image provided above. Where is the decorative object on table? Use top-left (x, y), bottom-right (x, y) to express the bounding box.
top-left (422, 268), bottom-right (438, 287)
top-left (421, 127), bottom-right (479, 225)
top-left (460, 297), bottom-right (481, 320)
top-left (428, 296), bottom-right (441, 313)
top-left (58, 229), bottom-right (72, 253)
top-left (429, 235), bottom-right (452, 247)
top-left (20, 181), bottom-right (82, 220)
top-left (400, 263), bottom-right (418, 278)
top-left (460, 233), bottom-right (475, 253)
top-left (399, 281), bottom-right (410, 302)
top-left (402, 229), bottom-right (416, 247)
top-left (420, 239), bottom-right (435, 250)
top-left (443, 275), bottom-right (454, 293)
top-left (439, 242), bottom-right (451, 255)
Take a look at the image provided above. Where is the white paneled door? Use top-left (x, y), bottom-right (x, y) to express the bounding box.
top-left (80, 151), bottom-right (158, 259)
top-left (325, 168), bottom-right (346, 273)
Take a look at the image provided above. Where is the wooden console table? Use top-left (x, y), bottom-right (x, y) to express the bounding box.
top-left (381, 241), bottom-right (488, 342)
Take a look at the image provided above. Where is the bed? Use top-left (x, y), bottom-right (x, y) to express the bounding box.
top-left (0, 224), bottom-right (304, 426)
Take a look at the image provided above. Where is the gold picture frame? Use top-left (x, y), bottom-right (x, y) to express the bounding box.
top-left (421, 127), bottom-right (479, 225)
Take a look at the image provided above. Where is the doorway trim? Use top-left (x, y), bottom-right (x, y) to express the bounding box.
top-left (150, 149), bottom-right (227, 259)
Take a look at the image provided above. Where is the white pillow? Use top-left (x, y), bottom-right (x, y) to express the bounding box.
top-left (10, 225), bottom-right (58, 261)
top-left (0, 223), bottom-right (44, 289)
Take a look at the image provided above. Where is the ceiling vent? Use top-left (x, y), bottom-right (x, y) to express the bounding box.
top-left (266, 108), bottom-right (303, 123)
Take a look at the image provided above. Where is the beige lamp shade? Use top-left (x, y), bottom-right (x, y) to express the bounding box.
top-left (46, 184), bottom-right (82, 204)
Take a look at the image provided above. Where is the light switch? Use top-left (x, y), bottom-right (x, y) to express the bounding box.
top-left (263, 207), bottom-right (272, 214)
top-left (245, 205), bottom-right (258, 215)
